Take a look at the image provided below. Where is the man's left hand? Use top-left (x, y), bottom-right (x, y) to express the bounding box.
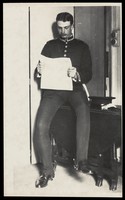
top-left (67, 67), bottom-right (77, 78)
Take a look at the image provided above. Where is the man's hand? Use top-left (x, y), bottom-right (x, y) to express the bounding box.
top-left (67, 67), bottom-right (77, 79)
top-left (37, 60), bottom-right (42, 75)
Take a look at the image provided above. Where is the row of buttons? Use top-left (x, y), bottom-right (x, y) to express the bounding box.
top-left (64, 41), bottom-right (68, 57)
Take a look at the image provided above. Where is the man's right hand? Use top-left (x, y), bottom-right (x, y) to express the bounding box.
top-left (37, 60), bottom-right (42, 75)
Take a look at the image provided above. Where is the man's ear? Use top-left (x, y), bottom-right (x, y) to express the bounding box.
top-left (71, 24), bottom-right (74, 30)
top-left (71, 24), bottom-right (74, 35)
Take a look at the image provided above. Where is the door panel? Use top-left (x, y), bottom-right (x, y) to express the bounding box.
top-left (74, 7), bottom-right (105, 96)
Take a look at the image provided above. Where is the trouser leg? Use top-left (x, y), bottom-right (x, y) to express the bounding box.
top-left (33, 91), bottom-right (64, 176)
top-left (69, 89), bottom-right (90, 164)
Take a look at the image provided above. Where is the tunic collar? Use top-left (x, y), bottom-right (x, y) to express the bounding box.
top-left (59, 34), bottom-right (74, 42)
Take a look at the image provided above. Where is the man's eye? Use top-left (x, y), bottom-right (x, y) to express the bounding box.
top-left (57, 26), bottom-right (70, 30)
top-left (65, 26), bottom-right (69, 29)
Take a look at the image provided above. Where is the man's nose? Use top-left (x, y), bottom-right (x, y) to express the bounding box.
top-left (61, 28), bottom-right (65, 34)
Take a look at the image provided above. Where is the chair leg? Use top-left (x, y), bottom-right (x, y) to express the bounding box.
top-left (95, 154), bottom-right (104, 187)
top-left (109, 143), bottom-right (118, 191)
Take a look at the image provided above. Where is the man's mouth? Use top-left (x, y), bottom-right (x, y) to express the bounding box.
top-left (61, 34), bottom-right (67, 37)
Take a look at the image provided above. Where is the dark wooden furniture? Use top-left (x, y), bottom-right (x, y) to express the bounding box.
top-left (50, 100), bottom-right (121, 191)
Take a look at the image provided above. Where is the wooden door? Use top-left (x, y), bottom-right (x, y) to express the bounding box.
top-left (74, 6), bottom-right (105, 96)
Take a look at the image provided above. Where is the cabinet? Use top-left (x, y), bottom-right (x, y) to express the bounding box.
top-left (50, 104), bottom-right (121, 190)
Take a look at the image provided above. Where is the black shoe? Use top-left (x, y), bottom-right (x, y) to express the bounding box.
top-left (73, 160), bottom-right (92, 174)
top-left (35, 161), bottom-right (57, 188)
top-left (79, 161), bottom-right (93, 174)
top-left (35, 174), bottom-right (53, 188)
top-left (78, 165), bottom-right (91, 173)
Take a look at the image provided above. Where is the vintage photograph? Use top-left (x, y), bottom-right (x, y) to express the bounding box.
top-left (3, 2), bottom-right (122, 197)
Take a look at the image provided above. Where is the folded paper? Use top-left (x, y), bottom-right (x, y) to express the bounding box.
top-left (39, 55), bottom-right (73, 90)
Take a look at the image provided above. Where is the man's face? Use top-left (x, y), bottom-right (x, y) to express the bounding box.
top-left (57, 21), bottom-right (73, 38)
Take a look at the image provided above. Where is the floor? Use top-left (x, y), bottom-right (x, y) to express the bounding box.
top-left (11, 163), bottom-right (122, 197)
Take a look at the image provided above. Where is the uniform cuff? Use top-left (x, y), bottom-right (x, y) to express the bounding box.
top-left (72, 71), bottom-right (81, 82)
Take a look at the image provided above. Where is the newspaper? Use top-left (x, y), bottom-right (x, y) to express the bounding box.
top-left (39, 55), bottom-right (73, 90)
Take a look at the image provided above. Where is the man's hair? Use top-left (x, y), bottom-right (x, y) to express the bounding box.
top-left (56, 12), bottom-right (73, 25)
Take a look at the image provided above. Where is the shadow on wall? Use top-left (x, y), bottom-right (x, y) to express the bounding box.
top-left (52, 22), bottom-right (59, 39)
top-left (33, 22), bottom-right (59, 91)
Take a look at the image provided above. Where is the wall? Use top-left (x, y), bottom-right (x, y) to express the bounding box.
top-left (3, 3), bottom-right (31, 195)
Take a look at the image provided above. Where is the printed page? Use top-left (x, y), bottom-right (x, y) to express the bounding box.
top-left (39, 55), bottom-right (73, 90)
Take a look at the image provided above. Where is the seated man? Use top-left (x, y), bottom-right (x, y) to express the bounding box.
top-left (33, 12), bottom-right (92, 188)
